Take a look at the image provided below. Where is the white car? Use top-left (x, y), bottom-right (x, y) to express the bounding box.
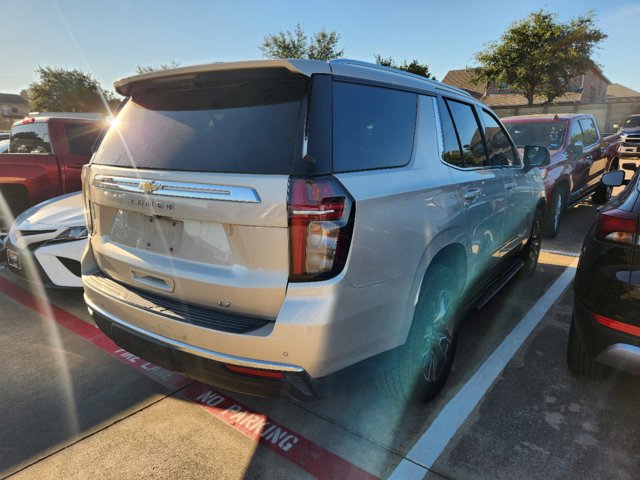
top-left (5, 192), bottom-right (86, 288)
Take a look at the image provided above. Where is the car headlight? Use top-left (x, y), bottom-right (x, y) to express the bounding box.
top-left (54, 226), bottom-right (88, 241)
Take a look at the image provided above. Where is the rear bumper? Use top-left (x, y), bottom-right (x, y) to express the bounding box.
top-left (87, 299), bottom-right (351, 401)
top-left (596, 344), bottom-right (640, 376)
top-left (573, 299), bottom-right (640, 377)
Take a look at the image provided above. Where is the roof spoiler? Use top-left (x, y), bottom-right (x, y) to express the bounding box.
top-left (114, 59), bottom-right (331, 96)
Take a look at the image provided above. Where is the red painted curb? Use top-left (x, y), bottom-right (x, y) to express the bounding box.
top-left (0, 276), bottom-right (378, 480)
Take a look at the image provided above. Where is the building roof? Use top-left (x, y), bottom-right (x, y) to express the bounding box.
top-left (482, 91), bottom-right (582, 107)
top-left (441, 69), bottom-right (485, 96)
top-left (607, 83), bottom-right (640, 98)
top-left (0, 93), bottom-right (27, 105)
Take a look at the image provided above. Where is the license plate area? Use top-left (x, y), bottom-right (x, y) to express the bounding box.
top-left (110, 211), bottom-right (183, 254)
top-left (7, 249), bottom-right (21, 270)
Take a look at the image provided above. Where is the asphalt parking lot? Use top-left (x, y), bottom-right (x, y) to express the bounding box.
top-left (1, 199), bottom-right (639, 480)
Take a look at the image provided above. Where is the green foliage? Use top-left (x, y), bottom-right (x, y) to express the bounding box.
top-left (474, 10), bottom-right (607, 105)
top-left (27, 67), bottom-right (114, 113)
top-left (135, 60), bottom-right (181, 74)
top-left (260, 24), bottom-right (343, 61)
top-left (374, 55), bottom-right (435, 79)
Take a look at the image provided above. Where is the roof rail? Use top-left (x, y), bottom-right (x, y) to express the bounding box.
top-left (330, 59), bottom-right (471, 98)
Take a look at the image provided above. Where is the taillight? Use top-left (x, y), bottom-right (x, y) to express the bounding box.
top-left (81, 165), bottom-right (94, 235)
top-left (594, 209), bottom-right (639, 246)
top-left (593, 313), bottom-right (640, 337)
top-left (288, 176), bottom-right (355, 282)
top-left (223, 364), bottom-right (285, 380)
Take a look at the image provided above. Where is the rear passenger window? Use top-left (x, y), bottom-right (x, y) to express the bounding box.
top-left (445, 99), bottom-right (488, 168)
top-left (579, 118), bottom-right (598, 145)
top-left (481, 110), bottom-right (519, 166)
top-left (65, 122), bottom-right (103, 156)
top-left (439, 99), bottom-right (464, 167)
top-left (333, 82), bottom-right (417, 172)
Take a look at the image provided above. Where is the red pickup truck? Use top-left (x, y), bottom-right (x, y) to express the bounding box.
top-left (0, 113), bottom-right (105, 229)
top-left (503, 114), bottom-right (620, 237)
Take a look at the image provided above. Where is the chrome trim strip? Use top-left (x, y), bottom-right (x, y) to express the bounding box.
top-left (85, 296), bottom-right (304, 373)
top-left (93, 175), bottom-right (261, 203)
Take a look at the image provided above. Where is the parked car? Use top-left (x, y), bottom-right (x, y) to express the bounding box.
top-left (568, 164), bottom-right (640, 378)
top-left (503, 114), bottom-right (620, 237)
top-left (82, 59), bottom-right (547, 402)
top-left (0, 113), bottom-right (105, 230)
top-left (5, 192), bottom-right (85, 288)
top-left (617, 114), bottom-right (640, 160)
top-left (0, 139), bottom-right (8, 153)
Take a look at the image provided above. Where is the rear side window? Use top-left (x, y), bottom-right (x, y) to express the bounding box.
top-left (439, 100), bottom-right (464, 167)
top-left (9, 122), bottom-right (51, 154)
top-left (481, 110), bottom-right (519, 166)
top-left (93, 74), bottom-right (307, 174)
top-left (579, 118), bottom-right (598, 145)
top-left (65, 122), bottom-right (103, 156)
top-left (333, 82), bottom-right (417, 172)
top-left (445, 99), bottom-right (488, 168)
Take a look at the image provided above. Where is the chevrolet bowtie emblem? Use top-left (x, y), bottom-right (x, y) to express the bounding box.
top-left (140, 180), bottom-right (161, 194)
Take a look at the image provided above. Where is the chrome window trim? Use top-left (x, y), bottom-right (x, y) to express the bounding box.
top-left (93, 175), bottom-right (261, 203)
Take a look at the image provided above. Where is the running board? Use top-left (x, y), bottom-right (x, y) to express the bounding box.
top-left (473, 258), bottom-right (524, 310)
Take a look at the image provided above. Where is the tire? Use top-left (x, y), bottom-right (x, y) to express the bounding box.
top-left (566, 315), bottom-right (610, 379)
top-left (379, 264), bottom-right (459, 403)
top-left (520, 207), bottom-right (543, 277)
top-left (543, 187), bottom-right (565, 238)
top-left (592, 178), bottom-right (613, 205)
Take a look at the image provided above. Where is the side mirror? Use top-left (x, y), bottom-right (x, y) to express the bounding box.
top-left (623, 162), bottom-right (638, 172)
top-left (601, 170), bottom-right (625, 187)
top-left (568, 141), bottom-right (583, 156)
top-left (523, 145), bottom-right (551, 171)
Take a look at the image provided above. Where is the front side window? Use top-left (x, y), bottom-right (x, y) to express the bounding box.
top-left (445, 99), bottom-right (488, 168)
top-left (9, 122), bottom-right (51, 154)
top-left (481, 110), bottom-right (519, 166)
top-left (569, 121), bottom-right (584, 146)
top-left (333, 82), bottom-right (417, 172)
top-left (578, 118), bottom-right (598, 145)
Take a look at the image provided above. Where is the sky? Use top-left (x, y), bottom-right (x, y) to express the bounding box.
top-left (1, 0), bottom-right (639, 96)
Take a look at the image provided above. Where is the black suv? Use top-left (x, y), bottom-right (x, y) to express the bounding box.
top-left (568, 166), bottom-right (640, 377)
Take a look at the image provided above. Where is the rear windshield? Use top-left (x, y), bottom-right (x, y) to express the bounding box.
top-left (93, 73), bottom-right (307, 174)
top-left (9, 122), bottom-right (52, 154)
top-left (504, 121), bottom-right (567, 150)
top-left (624, 116), bottom-right (640, 128)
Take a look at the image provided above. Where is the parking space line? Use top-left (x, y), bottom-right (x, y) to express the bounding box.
top-left (389, 262), bottom-right (578, 479)
top-left (0, 276), bottom-right (379, 480)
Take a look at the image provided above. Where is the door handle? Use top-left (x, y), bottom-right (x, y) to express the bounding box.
top-left (463, 188), bottom-right (481, 202)
top-left (505, 182), bottom-right (516, 191)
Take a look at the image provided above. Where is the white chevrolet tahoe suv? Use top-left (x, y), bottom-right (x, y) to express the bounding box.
top-left (82, 59), bottom-right (548, 402)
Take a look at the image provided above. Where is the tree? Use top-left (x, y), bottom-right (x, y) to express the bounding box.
top-left (260, 24), bottom-right (343, 60)
top-left (135, 60), bottom-right (181, 74)
top-left (374, 55), bottom-right (435, 79)
top-left (474, 10), bottom-right (606, 106)
top-left (27, 67), bottom-right (115, 113)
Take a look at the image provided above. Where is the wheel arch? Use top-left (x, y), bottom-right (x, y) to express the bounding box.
top-left (399, 235), bottom-right (468, 346)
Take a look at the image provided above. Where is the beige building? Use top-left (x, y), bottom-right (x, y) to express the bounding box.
top-left (0, 93), bottom-right (29, 131)
top-left (442, 66), bottom-right (611, 107)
